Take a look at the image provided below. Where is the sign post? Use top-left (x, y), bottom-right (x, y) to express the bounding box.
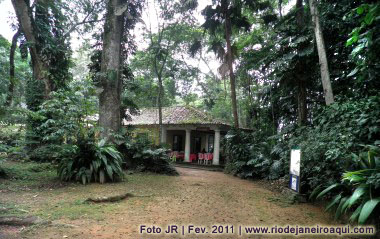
top-left (289, 147), bottom-right (301, 193)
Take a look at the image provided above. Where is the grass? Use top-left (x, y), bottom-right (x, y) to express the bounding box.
top-left (0, 160), bottom-right (176, 222)
top-left (266, 196), bottom-right (293, 208)
top-left (0, 201), bottom-right (29, 217)
top-left (0, 160), bottom-right (57, 192)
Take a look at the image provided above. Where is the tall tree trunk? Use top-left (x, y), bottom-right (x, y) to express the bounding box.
top-left (99, 0), bottom-right (125, 139)
top-left (5, 30), bottom-right (20, 106)
top-left (309, 0), bottom-right (334, 105)
top-left (296, 0), bottom-right (304, 26)
top-left (296, 0), bottom-right (308, 126)
top-left (222, 0), bottom-right (239, 128)
top-left (11, 0), bottom-right (51, 98)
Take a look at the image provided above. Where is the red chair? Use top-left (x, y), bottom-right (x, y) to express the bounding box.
top-left (198, 153), bottom-right (204, 164)
top-left (190, 154), bottom-right (197, 163)
top-left (177, 152), bottom-right (184, 160)
top-left (205, 153), bottom-right (213, 165)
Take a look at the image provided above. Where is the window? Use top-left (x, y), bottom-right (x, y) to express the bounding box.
top-left (208, 135), bottom-right (214, 153)
top-left (173, 135), bottom-right (183, 151)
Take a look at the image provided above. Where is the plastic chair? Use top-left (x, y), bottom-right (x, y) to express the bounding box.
top-left (205, 153), bottom-right (213, 165)
top-left (198, 153), bottom-right (204, 164)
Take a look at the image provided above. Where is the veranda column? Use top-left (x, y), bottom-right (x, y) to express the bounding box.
top-left (184, 129), bottom-right (191, 162)
top-left (213, 129), bottom-right (220, 165)
top-left (161, 126), bottom-right (167, 144)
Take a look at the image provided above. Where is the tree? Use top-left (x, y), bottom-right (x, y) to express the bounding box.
top-left (98, 0), bottom-right (142, 139)
top-left (11, 0), bottom-right (53, 98)
top-left (5, 30), bottom-right (21, 106)
top-left (98, 0), bottom-right (125, 139)
top-left (0, 35), bottom-right (31, 109)
top-left (201, 0), bottom-right (272, 128)
top-left (309, 0), bottom-right (334, 105)
top-left (201, 1), bottom-right (245, 128)
top-left (222, 0), bottom-right (239, 128)
top-left (295, 0), bottom-right (307, 126)
top-left (142, 0), bottom-right (198, 141)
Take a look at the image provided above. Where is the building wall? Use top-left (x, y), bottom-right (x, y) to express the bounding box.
top-left (130, 126), bottom-right (225, 156)
top-left (166, 130), bottom-right (186, 151)
top-left (165, 130), bottom-right (216, 153)
top-left (132, 126), bottom-right (160, 145)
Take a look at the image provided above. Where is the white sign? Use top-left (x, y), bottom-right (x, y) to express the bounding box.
top-left (291, 175), bottom-right (298, 191)
top-left (290, 148), bottom-right (301, 176)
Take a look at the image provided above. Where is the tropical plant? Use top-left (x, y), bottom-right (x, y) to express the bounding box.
top-left (26, 78), bottom-right (125, 184)
top-left (345, 2), bottom-right (380, 93)
top-left (223, 129), bottom-right (281, 180)
top-left (57, 138), bottom-right (124, 184)
top-left (273, 96), bottom-right (380, 194)
top-left (115, 130), bottom-right (178, 175)
top-left (310, 145), bottom-right (380, 224)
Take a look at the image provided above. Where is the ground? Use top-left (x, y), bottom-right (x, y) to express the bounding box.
top-left (0, 161), bottom-right (341, 239)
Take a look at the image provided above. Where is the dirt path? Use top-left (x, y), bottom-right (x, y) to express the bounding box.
top-left (1, 167), bottom-right (339, 239)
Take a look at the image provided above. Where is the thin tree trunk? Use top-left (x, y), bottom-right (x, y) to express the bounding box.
top-left (309, 0), bottom-right (334, 105)
top-left (11, 0), bottom-right (51, 98)
top-left (278, 0), bottom-right (283, 18)
top-left (5, 30), bottom-right (21, 106)
top-left (99, 0), bottom-right (125, 139)
top-left (297, 77), bottom-right (307, 126)
top-left (157, 75), bottom-right (163, 143)
top-left (223, 0), bottom-right (239, 128)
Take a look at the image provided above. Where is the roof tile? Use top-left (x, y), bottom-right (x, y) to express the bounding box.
top-left (123, 106), bottom-right (230, 126)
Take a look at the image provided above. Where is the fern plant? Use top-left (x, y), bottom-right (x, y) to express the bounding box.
top-left (310, 145), bottom-right (380, 224)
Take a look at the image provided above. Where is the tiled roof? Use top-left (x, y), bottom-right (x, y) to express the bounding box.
top-left (123, 106), bottom-right (231, 126)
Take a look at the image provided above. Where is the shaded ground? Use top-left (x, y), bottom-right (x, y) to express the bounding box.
top-left (0, 162), bottom-right (341, 239)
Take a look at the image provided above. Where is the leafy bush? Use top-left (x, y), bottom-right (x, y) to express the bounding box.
top-left (31, 82), bottom-right (124, 184)
top-left (28, 78), bottom-right (98, 162)
top-left (223, 96), bottom-right (380, 199)
top-left (279, 96), bottom-right (380, 193)
top-left (223, 129), bottom-right (281, 180)
top-left (0, 125), bottom-right (26, 158)
top-left (115, 131), bottom-right (178, 176)
top-left (58, 139), bottom-right (124, 184)
top-left (311, 145), bottom-right (380, 225)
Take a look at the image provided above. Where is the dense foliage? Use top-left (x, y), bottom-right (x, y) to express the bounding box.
top-left (1, 0), bottom-right (379, 227)
top-left (224, 96), bottom-right (380, 191)
top-left (29, 79), bottom-right (124, 183)
top-left (311, 146), bottom-right (380, 225)
top-left (116, 132), bottom-right (178, 176)
top-left (57, 138), bottom-right (124, 184)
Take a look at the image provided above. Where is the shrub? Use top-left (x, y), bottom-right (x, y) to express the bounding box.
top-left (33, 82), bottom-right (124, 184)
top-left (0, 125), bottom-right (26, 158)
top-left (280, 96), bottom-right (380, 193)
top-left (311, 145), bottom-right (380, 225)
top-left (223, 96), bottom-right (380, 198)
top-left (58, 138), bottom-right (124, 184)
top-left (115, 130), bottom-right (178, 176)
top-left (222, 129), bottom-right (281, 180)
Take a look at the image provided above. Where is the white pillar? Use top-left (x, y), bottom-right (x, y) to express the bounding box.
top-left (161, 126), bottom-right (167, 144)
top-left (213, 129), bottom-right (220, 165)
top-left (184, 129), bottom-right (191, 162)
